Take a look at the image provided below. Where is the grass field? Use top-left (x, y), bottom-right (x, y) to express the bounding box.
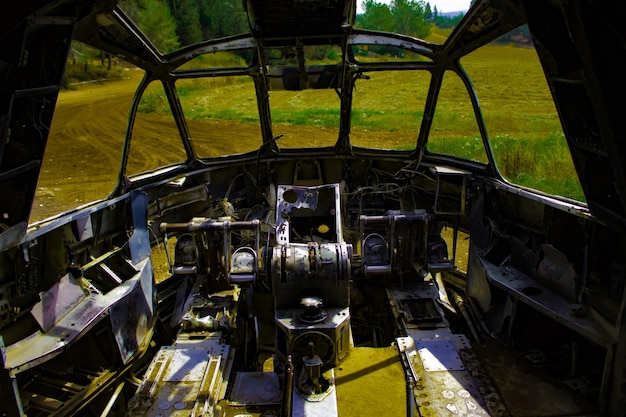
top-left (138, 27), bottom-right (584, 201)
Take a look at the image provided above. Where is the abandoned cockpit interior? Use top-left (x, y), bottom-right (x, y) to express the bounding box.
top-left (1, 0), bottom-right (625, 416)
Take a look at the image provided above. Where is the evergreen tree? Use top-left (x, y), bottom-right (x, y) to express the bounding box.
top-left (425, 2), bottom-right (433, 21)
top-left (168, 0), bottom-right (203, 45)
top-left (357, 0), bottom-right (430, 38)
top-left (433, 10), bottom-right (465, 29)
top-left (197, 0), bottom-right (249, 39)
top-left (120, 0), bottom-right (180, 53)
top-left (391, 0), bottom-right (430, 38)
top-left (357, 0), bottom-right (394, 31)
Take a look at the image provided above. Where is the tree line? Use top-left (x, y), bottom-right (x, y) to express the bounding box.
top-left (356, 0), bottom-right (464, 37)
top-left (119, 0), bottom-right (248, 52)
top-left (119, 0), bottom-right (461, 52)
top-left (68, 0), bottom-right (466, 80)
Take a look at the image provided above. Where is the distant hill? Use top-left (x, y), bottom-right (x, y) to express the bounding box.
top-left (440, 10), bottom-right (466, 17)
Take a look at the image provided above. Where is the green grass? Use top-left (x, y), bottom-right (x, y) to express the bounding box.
top-left (428, 132), bottom-right (584, 201)
top-left (272, 108), bottom-right (340, 126)
top-left (425, 135), bottom-right (487, 162)
top-left (136, 40), bottom-right (583, 201)
top-left (179, 51), bottom-right (251, 69)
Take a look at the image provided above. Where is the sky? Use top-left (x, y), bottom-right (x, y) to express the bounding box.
top-left (427, 0), bottom-right (471, 13)
top-left (357, 0), bottom-right (471, 14)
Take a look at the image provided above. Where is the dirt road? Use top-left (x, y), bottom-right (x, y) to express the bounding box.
top-left (32, 69), bottom-right (143, 221)
top-left (33, 68), bottom-right (206, 221)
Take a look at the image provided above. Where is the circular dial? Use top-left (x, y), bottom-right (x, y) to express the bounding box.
top-left (231, 249), bottom-right (255, 272)
top-left (291, 331), bottom-right (335, 366)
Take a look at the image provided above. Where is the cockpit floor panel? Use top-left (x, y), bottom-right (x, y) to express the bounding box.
top-left (472, 339), bottom-right (597, 416)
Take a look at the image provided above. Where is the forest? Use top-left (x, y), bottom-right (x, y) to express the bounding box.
top-left (120, 0), bottom-right (462, 50)
top-left (70, 0), bottom-right (464, 63)
top-left (67, 0), bottom-right (529, 85)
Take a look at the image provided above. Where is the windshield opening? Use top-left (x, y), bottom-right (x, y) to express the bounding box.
top-left (351, 69), bottom-right (430, 150)
top-left (426, 70), bottom-right (488, 163)
top-left (176, 77), bottom-right (261, 157)
top-left (127, 80), bottom-right (187, 176)
top-left (31, 66), bottom-right (143, 223)
top-left (461, 39), bottom-right (584, 201)
top-left (269, 89), bottom-right (341, 149)
top-left (263, 44), bottom-right (344, 149)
